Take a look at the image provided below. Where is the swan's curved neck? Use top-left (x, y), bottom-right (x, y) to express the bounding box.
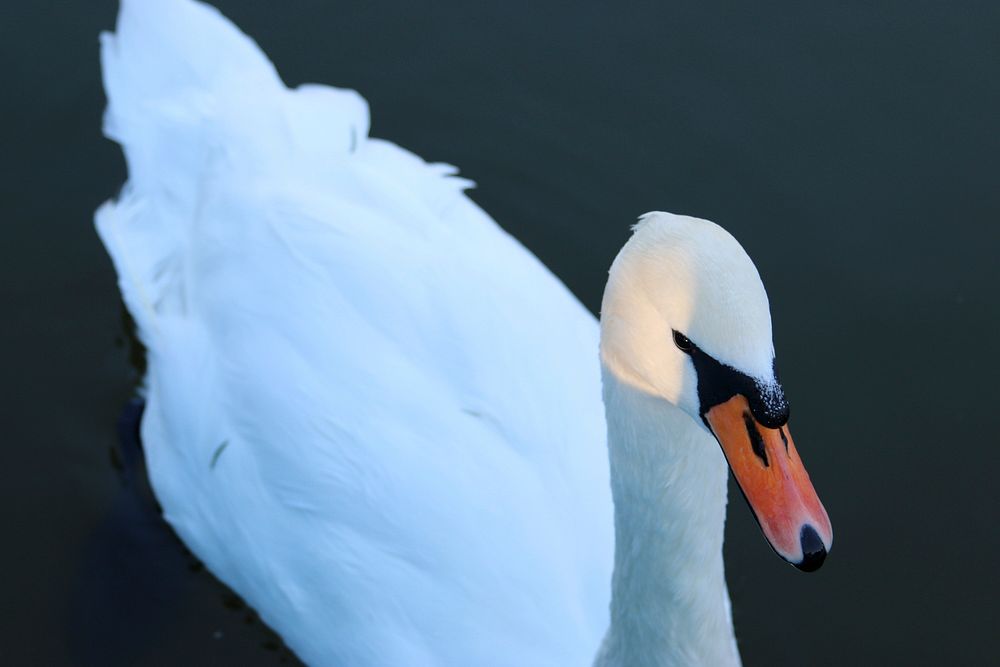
top-left (595, 368), bottom-right (741, 667)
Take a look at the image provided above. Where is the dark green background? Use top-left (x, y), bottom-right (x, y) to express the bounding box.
top-left (3, 1), bottom-right (998, 665)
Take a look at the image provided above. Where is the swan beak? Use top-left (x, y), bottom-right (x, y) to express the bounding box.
top-left (705, 395), bottom-right (833, 572)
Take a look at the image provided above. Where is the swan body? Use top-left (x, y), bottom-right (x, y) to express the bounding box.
top-left (97, 1), bottom-right (831, 665)
top-left (99, 1), bottom-right (612, 663)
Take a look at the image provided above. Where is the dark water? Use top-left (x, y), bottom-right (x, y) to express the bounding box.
top-left (3, 1), bottom-right (998, 664)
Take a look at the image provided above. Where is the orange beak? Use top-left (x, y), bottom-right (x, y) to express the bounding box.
top-left (705, 395), bottom-right (833, 571)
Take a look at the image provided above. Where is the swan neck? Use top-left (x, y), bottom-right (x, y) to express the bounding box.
top-left (595, 368), bottom-right (741, 667)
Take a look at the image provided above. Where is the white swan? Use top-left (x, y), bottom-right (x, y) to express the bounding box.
top-left (96, 1), bottom-right (832, 665)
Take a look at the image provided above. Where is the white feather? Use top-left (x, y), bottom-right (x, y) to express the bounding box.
top-left (95, 1), bottom-right (787, 665)
top-left (98, 0), bottom-right (612, 664)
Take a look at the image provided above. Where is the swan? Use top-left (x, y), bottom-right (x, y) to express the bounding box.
top-left (95, 0), bottom-right (833, 665)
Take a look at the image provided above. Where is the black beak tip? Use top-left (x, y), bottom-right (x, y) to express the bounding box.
top-left (794, 524), bottom-right (827, 572)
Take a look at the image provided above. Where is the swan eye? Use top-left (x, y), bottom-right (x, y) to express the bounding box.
top-left (672, 330), bottom-right (694, 354)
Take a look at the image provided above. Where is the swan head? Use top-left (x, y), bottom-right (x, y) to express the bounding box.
top-left (600, 211), bottom-right (832, 571)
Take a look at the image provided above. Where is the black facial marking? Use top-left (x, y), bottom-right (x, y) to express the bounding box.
top-left (743, 411), bottom-right (769, 467)
top-left (675, 331), bottom-right (790, 428)
top-left (779, 427), bottom-right (789, 455)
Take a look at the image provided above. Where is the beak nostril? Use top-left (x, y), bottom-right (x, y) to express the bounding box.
top-left (742, 412), bottom-right (769, 467)
top-left (796, 524), bottom-right (827, 572)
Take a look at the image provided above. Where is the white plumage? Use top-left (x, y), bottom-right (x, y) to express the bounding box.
top-left (97, 1), bottom-right (831, 665)
top-left (98, 0), bottom-right (613, 664)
